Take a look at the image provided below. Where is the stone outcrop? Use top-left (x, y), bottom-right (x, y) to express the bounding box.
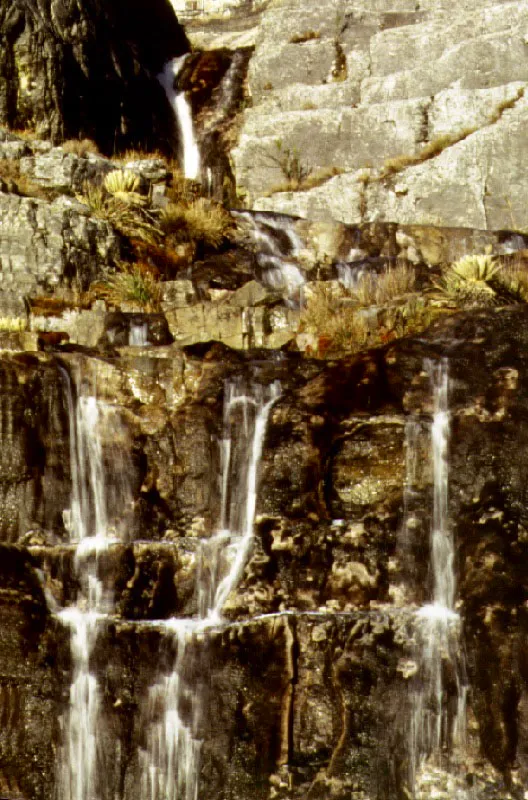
top-left (229, 0), bottom-right (528, 230)
top-left (0, 0), bottom-right (188, 153)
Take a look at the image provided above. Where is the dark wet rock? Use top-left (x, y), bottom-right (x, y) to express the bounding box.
top-left (0, 307), bottom-right (528, 796)
top-left (101, 312), bottom-right (174, 348)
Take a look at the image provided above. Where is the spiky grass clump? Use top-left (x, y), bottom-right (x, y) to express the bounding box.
top-left (104, 169), bottom-right (140, 195)
top-left (352, 263), bottom-right (416, 307)
top-left (496, 257), bottom-right (528, 303)
top-left (161, 198), bottom-right (233, 248)
top-left (95, 263), bottom-right (161, 311)
top-left (436, 254), bottom-right (501, 306)
top-left (301, 283), bottom-right (371, 355)
top-left (82, 183), bottom-right (161, 245)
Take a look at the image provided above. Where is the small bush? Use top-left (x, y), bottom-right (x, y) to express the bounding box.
top-left (264, 140), bottom-right (312, 189)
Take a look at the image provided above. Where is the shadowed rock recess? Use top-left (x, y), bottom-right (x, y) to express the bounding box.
top-left (0, 0), bottom-right (527, 799)
top-left (0, 0), bottom-right (188, 153)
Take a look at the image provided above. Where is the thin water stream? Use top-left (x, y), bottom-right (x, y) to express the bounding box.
top-left (57, 366), bottom-right (132, 800)
top-left (407, 360), bottom-right (468, 797)
top-left (159, 55), bottom-right (201, 180)
top-left (140, 377), bottom-right (281, 800)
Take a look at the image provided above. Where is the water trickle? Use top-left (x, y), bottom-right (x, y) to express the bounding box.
top-left (159, 56), bottom-right (201, 181)
top-left (129, 321), bottom-right (149, 347)
top-left (234, 211), bottom-right (306, 305)
top-left (408, 359), bottom-right (467, 795)
top-left (57, 366), bottom-right (132, 800)
top-left (140, 378), bottom-right (280, 800)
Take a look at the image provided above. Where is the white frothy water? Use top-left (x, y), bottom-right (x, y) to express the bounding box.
top-left (57, 367), bottom-right (132, 800)
top-left (159, 56), bottom-right (201, 181)
top-left (409, 360), bottom-right (467, 794)
top-left (140, 378), bottom-right (281, 800)
top-left (234, 211), bottom-right (306, 305)
top-left (129, 322), bottom-right (149, 347)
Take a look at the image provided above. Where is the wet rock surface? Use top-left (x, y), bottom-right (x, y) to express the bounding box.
top-left (0, 307), bottom-right (525, 797)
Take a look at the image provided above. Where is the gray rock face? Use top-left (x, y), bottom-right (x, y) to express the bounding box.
top-left (0, 192), bottom-right (120, 294)
top-left (231, 0), bottom-right (528, 230)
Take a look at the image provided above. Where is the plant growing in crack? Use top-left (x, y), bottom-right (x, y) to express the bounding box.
top-left (263, 140), bottom-right (313, 188)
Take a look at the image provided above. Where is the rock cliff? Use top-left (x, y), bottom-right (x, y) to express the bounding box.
top-left (0, 307), bottom-right (527, 799)
top-left (0, 1), bottom-right (526, 799)
top-left (227, 0), bottom-right (528, 230)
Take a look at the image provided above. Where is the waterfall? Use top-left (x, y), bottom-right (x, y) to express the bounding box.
top-left (140, 378), bottom-right (281, 800)
top-left (408, 359), bottom-right (467, 796)
top-left (159, 56), bottom-right (201, 181)
top-left (129, 321), bottom-right (149, 347)
top-left (233, 211), bottom-right (306, 305)
top-left (57, 366), bottom-right (132, 800)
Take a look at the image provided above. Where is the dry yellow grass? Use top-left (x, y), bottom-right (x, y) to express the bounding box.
top-left (301, 284), bottom-right (371, 354)
top-left (94, 263), bottom-right (161, 311)
top-left (161, 198), bottom-right (233, 248)
top-left (289, 30), bottom-right (321, 44)
top-left (62, 139), bottom-right (100, 157)
top-left (352, 262), bottom-right (416, 307)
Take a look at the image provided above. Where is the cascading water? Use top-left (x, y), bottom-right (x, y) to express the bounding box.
top-left (57, 366), bottom-right (132, 800)
top-left (159, 55), bottom-right (201, 181)
top-left (408, 359), bottom-right (468, 797)
top-left (233, 211), bottom-right (306, 305)
top-left (140, 377), bottom-right (281, 800)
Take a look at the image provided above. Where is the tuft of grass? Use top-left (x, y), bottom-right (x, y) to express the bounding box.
top-left (289, 30), bottom-right (321, 44)
top-left (81, 182), bottom-right (161, 244)
top-left (352, 263), bottom-right (416, 307)
top-left (381, 130), bottom-right (477, 177)
top-left (268, 166), bottom-right (345, 195)
top-left (161, 198), bottom-right (233, 249)
top-left (62, 139), bottom-right (100, 157)
top-left (94, 263), bottom-right (161, 311)
top-left (301, 284), bottom-right (371, 355)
